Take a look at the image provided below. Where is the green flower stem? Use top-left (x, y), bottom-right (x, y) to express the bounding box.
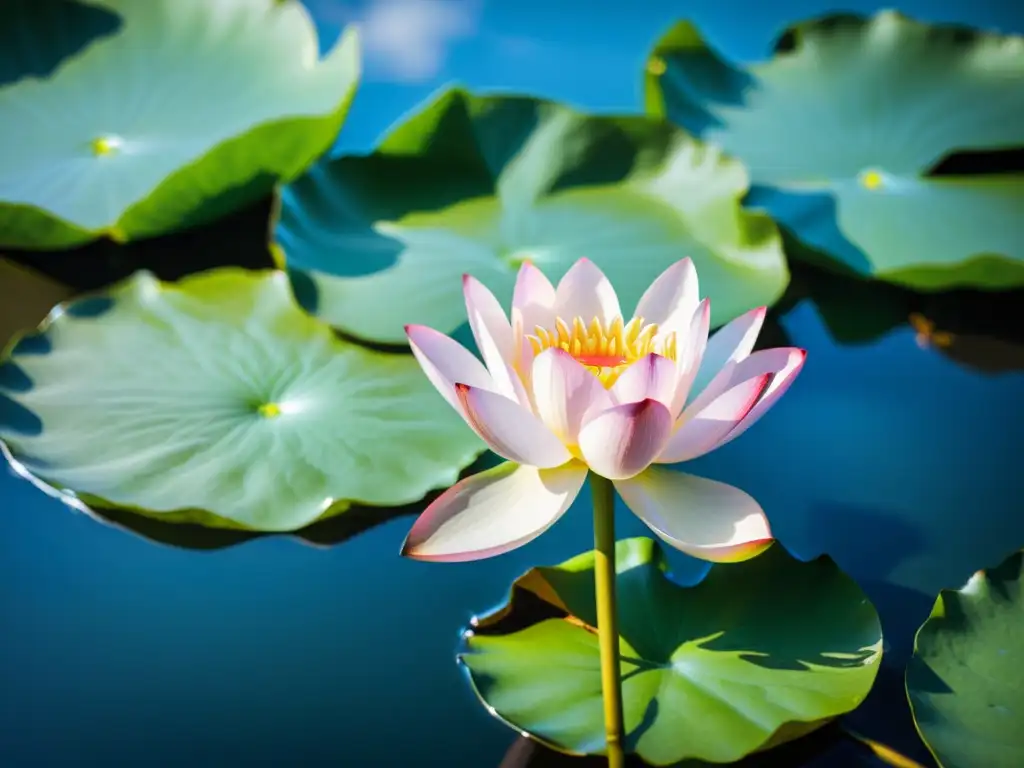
top-left (591, 473), bottom-right (625, 768)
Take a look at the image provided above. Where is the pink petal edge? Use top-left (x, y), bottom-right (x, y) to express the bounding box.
top-left (455, 383), bottom-right (571, 468)
top-left (401, 461), bottom-right (589, 562)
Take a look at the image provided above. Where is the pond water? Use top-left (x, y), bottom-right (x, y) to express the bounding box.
top-left (2, 1), bottom-right (1023, 766)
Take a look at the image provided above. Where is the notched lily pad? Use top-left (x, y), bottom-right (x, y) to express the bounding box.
top-left (0, 269), bottom-right (483, 531)
top-left (0, 0), bottom-right (360, 249)
top-left (275, 87), bottom-right (789, 344)
top-left (644, 11), bottom-right (1024, 290)
top-left (906, 550), bottom-right (1024, 768)
top-left (459, 537), bottom-right (883, 765)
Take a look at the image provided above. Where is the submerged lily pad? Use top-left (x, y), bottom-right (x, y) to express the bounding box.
top-left (275, 88), bottom-right (789, 344)
top-left (644, 12), bottom-right (1024, 289)
top-left (0, 0), bottom-right (360, 249)
top-left (460, 537), bottom-right (882, 765)
top-left (0, 269), bottom-right (482, 531)
top-left (906, 550), bottom-right (1024, 768)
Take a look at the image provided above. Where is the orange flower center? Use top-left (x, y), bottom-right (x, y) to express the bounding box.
top-left (527, 316), bottom-right (677, 387)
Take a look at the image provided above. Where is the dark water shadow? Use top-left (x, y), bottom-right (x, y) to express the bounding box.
top-left (5, 194), bottom-right (278, 292)
top-left (496, 716), bottom-right (922, 767)
top-left (85, 451), bottom-right (503, 551)
top-left (843, 657), bottom-right (937, 767)
top-left (779, 259), bottom-right (1024, 372)
top-left (0, 0), bottom-right (120, 88)
top-left (803, 503), bottom-right (926, 584)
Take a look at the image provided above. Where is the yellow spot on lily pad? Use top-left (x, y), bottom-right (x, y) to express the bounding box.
top-left (859, 169), bottom-right (885, 191)
top-left (90, 135), bottom-right (123, 157)
top-left (647, 56), bottom-right (667, 75)
top-left (257, 403), bottom-right (282, 419)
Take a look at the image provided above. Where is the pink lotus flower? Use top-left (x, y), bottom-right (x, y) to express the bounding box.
top-left (402, 258), bottom-right (805, 563)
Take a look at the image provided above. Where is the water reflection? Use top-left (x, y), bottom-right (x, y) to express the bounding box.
top-left (910, 313), bottom-right (1024, 374)
top-left (2, 235), bottom-right (1020, 768)
top-left (783, 260), bottom-right (1024, 362)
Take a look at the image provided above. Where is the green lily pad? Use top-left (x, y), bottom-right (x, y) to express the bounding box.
top-left (0, 0), bottom-right (360, 249)
top-left (906, 550), bottom-right (1024, 768)
top-left (644, 12), bottom-right (1024, 290)
top-left (83, 451), bottom-right (503, 551)
top-left (275, 87), bottom-right (789, 344)
top-left (0, 269), bottom-right (482, 531)
top-left (460, 537), bottom-right (883, 765)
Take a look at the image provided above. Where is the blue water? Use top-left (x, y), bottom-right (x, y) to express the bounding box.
top-left (2, 1), bottom-right (1023, 766)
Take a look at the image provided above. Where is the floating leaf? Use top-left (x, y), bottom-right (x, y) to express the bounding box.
top-left (0, 0), bottom-right (360, 249)
top-left (906, 550), bottom-right (1024, 768)
top-left (275, 88), bottom-right (789, 344)
top-left (460, 537), bottom-right (883, 765)
top-left (0, 269), bottom-right (482, 531)
top-left (644, 12), bottom-right (1024, 289)
top-left (84, 451), bottom-right (503, 550)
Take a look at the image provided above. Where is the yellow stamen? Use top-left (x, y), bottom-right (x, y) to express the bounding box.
top-left (527, 315), bottom-right (678, 387)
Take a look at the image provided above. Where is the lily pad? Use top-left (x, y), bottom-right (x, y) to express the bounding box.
top-left (83, 451), bottom-right (504, 550)
top-left (0, 0), bottom-right (360, 249)
top-left (0, 269), bottom-right (482, 531)
top-left (460, 537), bottom-right (883, 765)
top-left (906, 550), bottom-right (1024, 768)
top-left (644, 12), bottom-right (1024, 290)
top-left (275, 87), bottom-right (789, 344)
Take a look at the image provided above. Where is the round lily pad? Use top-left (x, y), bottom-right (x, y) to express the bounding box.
top-left (460, 537), bottom-right (883, 765)
top-left (275, 87), bottom-right (789, 344)
top-left (82, 451), bottom-right (503, 550)
top-left (906, 550), bottom-right (1024, 768)
top-left (0, 0), bottom-right (360, 249)
top-left (644, 12), bottom-right (1024, 290)
top-left (0, 269), bottom-right (483, 531)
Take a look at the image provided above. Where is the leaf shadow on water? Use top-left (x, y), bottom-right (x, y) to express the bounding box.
top-left (4, 192), bottom-right (279, 292)
top-left (777, 259), bottom-right (1024, 374)
top-left (0, 0), bottom-right (121, 88)
top-left (796, 504), bottom-right (938, 672)
top-left (802, 502), bottom-right (926, 584)
top-left (82, 451), bottom-right (503, 551)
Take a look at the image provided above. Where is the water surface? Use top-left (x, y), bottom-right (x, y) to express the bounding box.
top-left (2, 0), bottom-right (1023, 766)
